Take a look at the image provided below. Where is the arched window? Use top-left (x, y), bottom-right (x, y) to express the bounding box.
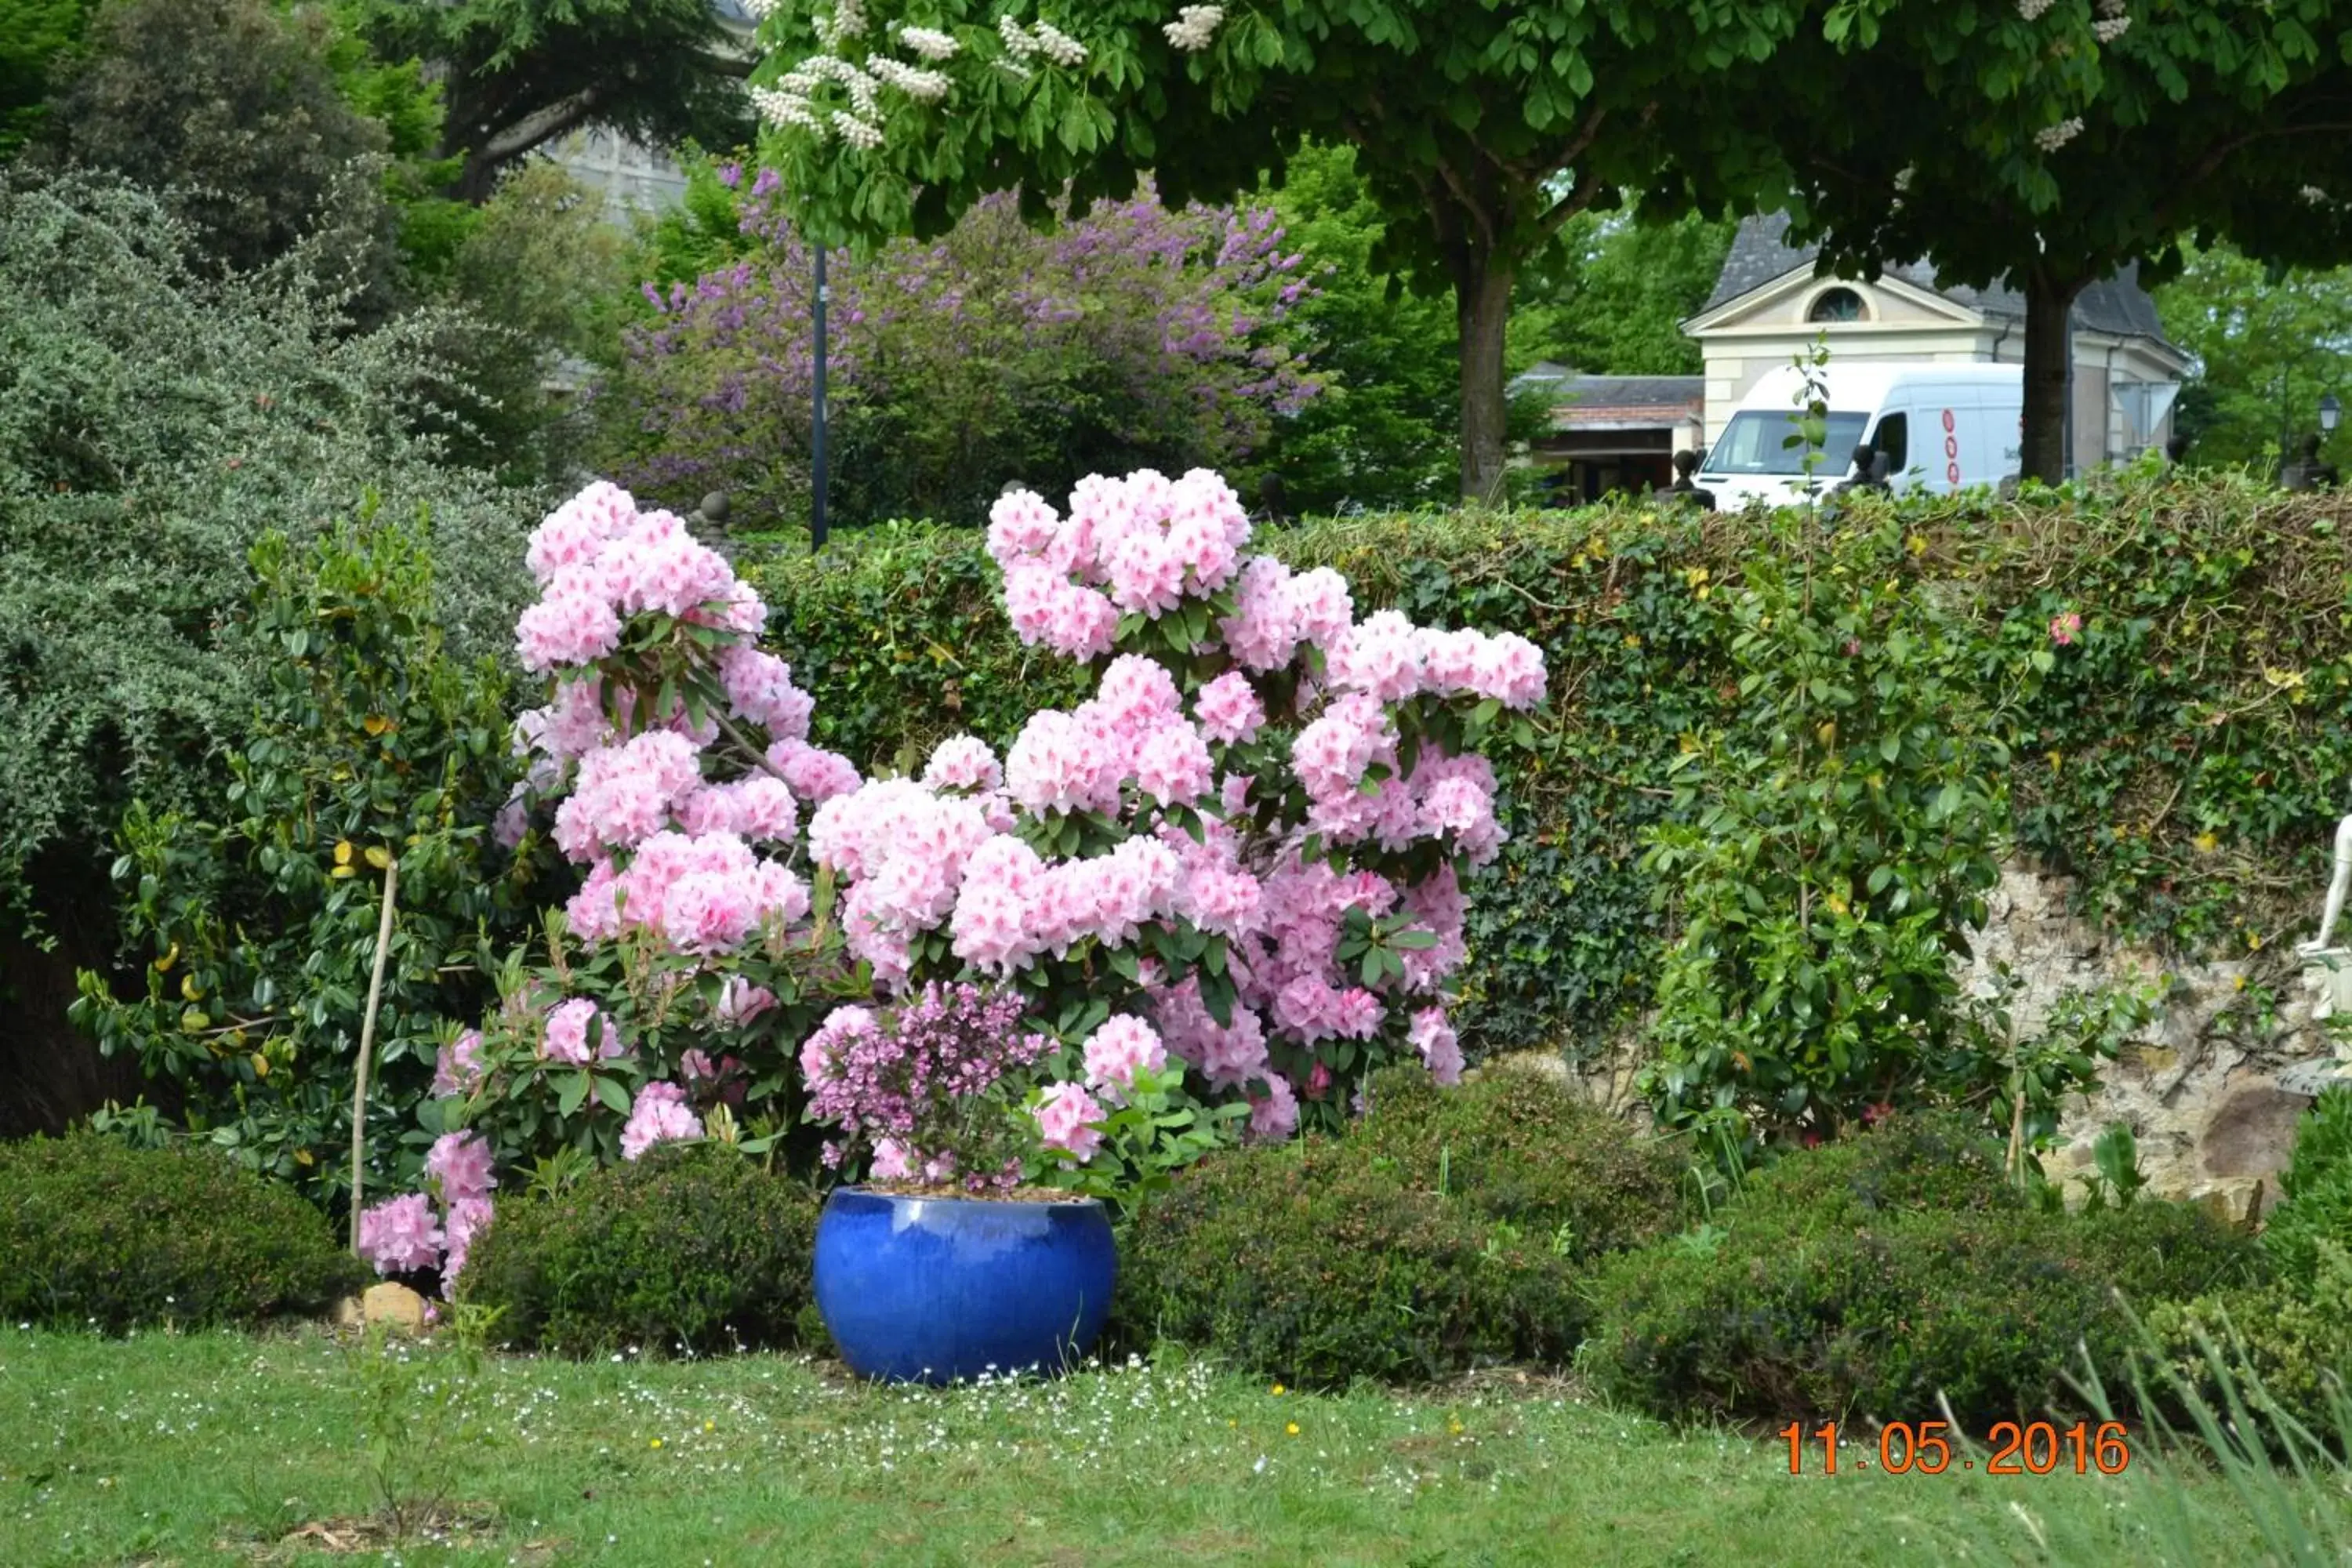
top-left (1807, 286), bottom-right (1867, 323)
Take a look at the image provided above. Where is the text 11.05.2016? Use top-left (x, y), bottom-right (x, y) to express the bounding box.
top-left (1782, 1420), bottom-right (2132, 1475)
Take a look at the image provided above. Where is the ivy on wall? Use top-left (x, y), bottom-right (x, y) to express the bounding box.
top-left (742, 474), bottom-right (2352, 1062)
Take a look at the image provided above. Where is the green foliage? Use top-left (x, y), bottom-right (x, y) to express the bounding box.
top-left (347, 0), bottom-right (750, 201)
top-left (38, 0), bottom-right (404, 308)
top-left (2158, 245), bottom-right (2352, 475)
top-left (2261, 1087), bottom-right (2352, 1290)
top-left (0, 1130), bottom-right (365, 1330)
top-left (2145, 1241), bottom-right (2352, 1446)
top-left (67, 521), bottom-right (552, 1203)
top-left (1246, 141), bottom-right (1468, 515)
top-left (1514, 208), bottom-right (1736, 379)
top-left (1030, 1061), bottom-right (1244, 1215)
top-left (0, 169), bottom-right (537, 940)
top-left (0, 0), bottom-right (93, 160)
top-left (1351, 1062), bottom-right (1685, 1253)
top-left (456, 1144), bottom-right (821, 1357)
top-left (1584, 1112), bottom-right (2261, 1426)
top-left (1638, 511), bottom-right (2011, 1147)
top-left (749, 0), bottom-right (1817, 495)
top-left (740, 475), bottom-right (2352, 1068)
top-left (1115, 1138), bottom-right (1587, 1386)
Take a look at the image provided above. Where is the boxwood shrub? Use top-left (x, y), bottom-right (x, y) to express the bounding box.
top-left (1116, 1138), bottom-right (1585, 1387)
top-left (0, 1131), bottom-right (363, 1330)
top-left (458, 1145), bottom-right (821, 1357)
top-left (1352, 1061), bottom-right (1687, 1254)
top-left (1584, 1112), bottom-right (2263, 1427)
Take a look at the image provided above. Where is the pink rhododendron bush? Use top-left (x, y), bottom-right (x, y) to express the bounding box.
top-left (355, 468), bottom-right (1542, 1289)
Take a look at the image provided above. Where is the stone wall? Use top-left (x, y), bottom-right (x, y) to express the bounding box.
top-left (1494, 861), bottom-right (2347, 1219)
top-left (1969, 865), bottom-right (2338, 1221)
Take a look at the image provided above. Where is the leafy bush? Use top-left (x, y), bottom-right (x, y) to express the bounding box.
top-left (1584, 1113), bottom-right (2261, 1426)
top-left (597, 172), bottom-right (1318, 531)
top-left (0, 169), bottom-right (535, 924)
top-left (456, 1145), bottom-right (820, 1357)
top-left (1116, 1138), bottom-right (1584, 1386)
top-left (2145, 1242), bottom-right (2352, 1443)
top-left (68, 519), bottom-right (554, 1203)
top-left (2261, 1086), bottom-right (2352, 1290)
top-left (1352, 1061), bottom-right (1684, 1253)
top-left (0, 1131), bottom-right (364, 1330)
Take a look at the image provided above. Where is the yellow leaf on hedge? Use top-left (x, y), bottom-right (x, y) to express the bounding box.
top-left (154, 942), bottom-right (178, 972)
top-left (330, 864), bottom-right (356, 880)
top-left (362, 714), bottom-right (392, 735)
top-left (334, 840), bottom-right (354, 866)
top-left (295, 1148), bottom-right (314, 1167)
top-left (249, 1052), bottom-right (269, 1079)
top-left (365, 846), bottom-right (391, 869)
top-left (180, 974), bottom-right (201, 1002)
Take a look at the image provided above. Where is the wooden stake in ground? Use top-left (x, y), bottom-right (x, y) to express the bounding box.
top-left (349, 855), bottom-right (401, 1254)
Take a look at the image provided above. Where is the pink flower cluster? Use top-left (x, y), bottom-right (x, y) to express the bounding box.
top-left (357, 1192), bottom-right (444, 1276)
top-left (801, 466), bottom-right (1544, 1136)
top-left (987, 470), bottom-right (1252, 656)
top-left (799, 984), bottom-right (1054, 1183)
top-left (565, 830), bottom-right (810, 953)
top-left (515, 485), bottom-right (755, 675)
top-left (620, 1080), bottom-right (704, 1160)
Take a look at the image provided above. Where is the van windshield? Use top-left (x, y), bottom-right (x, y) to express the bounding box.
top-left (1701, 410), bottom-right (1871, 477)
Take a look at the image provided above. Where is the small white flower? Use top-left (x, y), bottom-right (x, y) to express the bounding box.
top-left (1892, 165), bottom-right (1915, 193)
top-left (833, 111), bottom-right (885, 151)
top-left (2016, 0), bottom-right (2055, 18)
top-left (2092, 16), bottom-right (2131, 42)
top-left (815, 0), bottom-right (869, 47)
top-left (2303, 185), bottom-right (2332, 205)
top-left (2034, 117), bottom-right (2084, 153)
top-left (1163, 4), bottom-right (1225, 52)
top-left (869, 56), bottom-right (953, 103)
top-left (1029, 20), bottom-right (1089, 67)
top-left (998, 14), bottom-right (1042, 59)
top-left (750, 86), bottom-right (826, 134)
top-left (739, 0), bottom-right (779, 16)
top-left (898, 25), bottom-right (961, 61)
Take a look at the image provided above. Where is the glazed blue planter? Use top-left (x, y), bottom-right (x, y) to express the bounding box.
top-left (812, 1187), bottom-right (1116, 1385)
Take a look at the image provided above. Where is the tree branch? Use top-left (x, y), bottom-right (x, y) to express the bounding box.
top-left (481, 87), bottom-right (602, 162)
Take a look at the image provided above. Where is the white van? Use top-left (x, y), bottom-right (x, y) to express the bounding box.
top-left (1694, 363), bottom-right (2024, 510)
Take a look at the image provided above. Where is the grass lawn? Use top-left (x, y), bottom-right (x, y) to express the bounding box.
top-left (0, 1324), bottom-right (2321, 1566)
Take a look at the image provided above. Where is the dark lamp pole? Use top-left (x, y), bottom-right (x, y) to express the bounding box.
top-left (811, 242), bottom-right (829, 554)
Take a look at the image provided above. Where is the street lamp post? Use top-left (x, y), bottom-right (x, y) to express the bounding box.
top-left (2323, 393), bottom-right (2342, 437)
top-left (811, 241), bottom-right (829, 554)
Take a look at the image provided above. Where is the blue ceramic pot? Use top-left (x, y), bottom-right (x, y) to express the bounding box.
top-left (812, 1187), bottom-right (1116, 1385)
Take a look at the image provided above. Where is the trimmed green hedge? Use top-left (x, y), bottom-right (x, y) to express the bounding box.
top-left (1582, 1113), bottom-right (2263, 1427)
top-left (0, 1131), bottom-right (364, 1330)
top-left (458, 1145), bottom-right (822, 1358)
top-left (1114, 1065), bottom-right (1682, 1385)
top-left (744, 475), bottom-right (2352, 1059)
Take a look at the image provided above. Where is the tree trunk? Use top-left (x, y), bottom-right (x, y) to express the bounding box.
top-left (1454, 257), bottom-right (1515, 506)
top-left (2020, 271), bottom-right (2083, 486)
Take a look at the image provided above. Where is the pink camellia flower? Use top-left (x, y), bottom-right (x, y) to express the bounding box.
top-left (425, 1130), bottom-right (497, 1207)
top-left (357, 1192), bottom-right (444, 1276)
top-left (620, 1080), bottom-right (704, 1160)
top-left (542, 997), bottom-right (623, 1065)
top-left (1033, 1081), bottom-right (1107, 1163)
top-left (2049, 611), bottom-right (2082, 646)
top-left (1080, 1015), bottom-right (1167, 1105)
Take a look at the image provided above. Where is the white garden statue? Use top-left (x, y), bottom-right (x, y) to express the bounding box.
top-left (2299, 814), bottom-right (2352, 957)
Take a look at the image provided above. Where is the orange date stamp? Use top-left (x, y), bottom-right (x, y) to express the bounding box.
top-left (1782, 1419), bottom-right (2133, 1475)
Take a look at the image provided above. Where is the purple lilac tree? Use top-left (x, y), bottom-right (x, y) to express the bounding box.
top-left (599, 169), bottom-right (1319, 530)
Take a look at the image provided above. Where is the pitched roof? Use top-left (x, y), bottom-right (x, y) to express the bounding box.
top-left (1515, 365), bottom-right (1704, 410)
top-left (1700, 214), bottom-right (2172, 344)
